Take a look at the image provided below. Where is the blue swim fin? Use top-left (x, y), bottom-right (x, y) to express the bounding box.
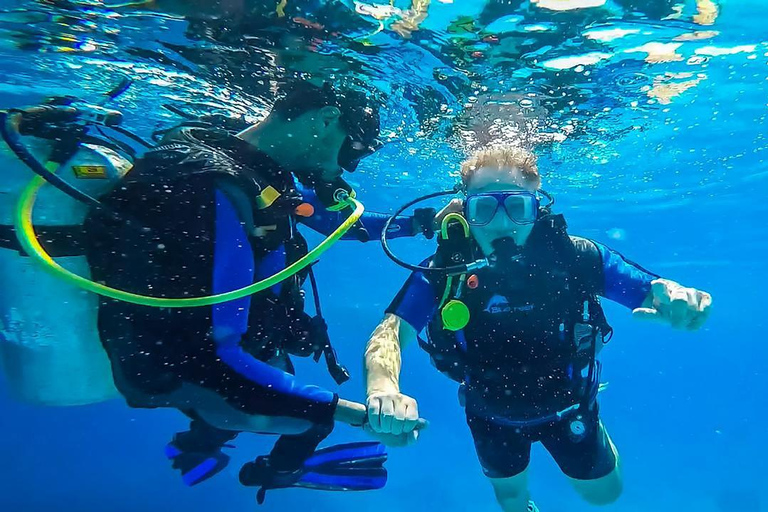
top-left (239, 441), bottom-right (388, 504)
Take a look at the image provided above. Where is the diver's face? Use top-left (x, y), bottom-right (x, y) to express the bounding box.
top-left (295, 106), bottom-right (347, 183)
top-left (465, 166), bottom-right (538, 256)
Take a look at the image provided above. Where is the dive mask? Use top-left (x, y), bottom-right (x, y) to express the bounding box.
top-left (338, 136), bottom-right (383, 173)
top-left (464, 191), bottom-right (539, 226)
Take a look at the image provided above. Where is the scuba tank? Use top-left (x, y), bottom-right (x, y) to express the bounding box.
top-left (0, 79), bottom-right (144, 406)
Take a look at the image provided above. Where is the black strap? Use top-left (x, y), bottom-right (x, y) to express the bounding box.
top-left (306, 266), bottom-right (350, 385)
top-left (0, 224), bottom-right (87, 257)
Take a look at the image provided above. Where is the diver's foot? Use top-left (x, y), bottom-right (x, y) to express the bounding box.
top-left (239, 456), bottom-right (302, 488)
top-left (239, 456), bottom-right (304, 504)
top-left (240, 442), bottom-right (387, 504)
top-left (166, 444), bottom-right (231, 486)
top-left (165, 421), bottom-right (238, 486)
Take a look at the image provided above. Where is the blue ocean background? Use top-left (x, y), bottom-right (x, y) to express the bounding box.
top-left (1, 0), bottom-right (766, 511)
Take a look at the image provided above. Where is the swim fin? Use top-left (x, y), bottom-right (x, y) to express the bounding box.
top-left (165, 421), bottom-right (238, 487)
top-left (239, 441), bottom-right (388, 504)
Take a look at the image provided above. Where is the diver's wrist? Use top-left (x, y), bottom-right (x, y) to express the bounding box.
top-left (366, 375), bottom-right (400, 397)
top-left (334, 398), bottom-right (367, 426)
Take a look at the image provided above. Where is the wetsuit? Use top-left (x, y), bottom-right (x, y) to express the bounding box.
top-left (83, 127), bottom-right (414, 465)
top-left (387, 219), bottom-right (657, 480)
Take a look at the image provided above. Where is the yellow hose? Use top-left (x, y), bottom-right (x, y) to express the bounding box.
top-left (14, 174), bottom-right (364, 307)
top-left (440, 212), bottom-right (469, 239)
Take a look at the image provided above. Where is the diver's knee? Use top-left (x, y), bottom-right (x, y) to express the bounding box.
top-left (570, 466), bottom-right (623, 505)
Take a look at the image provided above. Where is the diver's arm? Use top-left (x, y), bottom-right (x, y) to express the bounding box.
top-left (364, 314), bottom-right (421, 436)
top-left (364, 266), bottom-right (438, 437)
top-left (573, 237), bottom-right (712, 330)
top-left (364, 263), bottom-right (438, 395)
top-left (572, 237), bottom-right (657, 309)
top-left (364, 313), bottom-right (415, 396)
top-left (296, 182), bottom-right (420, 241)
top-left (210, 187), bottom-right (341, 423)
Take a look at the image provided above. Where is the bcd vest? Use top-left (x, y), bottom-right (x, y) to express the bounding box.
top-left (422, 214), bottom-right (612, 418)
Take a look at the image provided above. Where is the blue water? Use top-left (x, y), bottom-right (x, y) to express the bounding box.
top-left (1, 0), bottom-right (767, 511)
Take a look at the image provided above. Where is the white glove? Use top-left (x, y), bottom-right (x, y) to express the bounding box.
top-left (632, 278), bottom-right (712, 330)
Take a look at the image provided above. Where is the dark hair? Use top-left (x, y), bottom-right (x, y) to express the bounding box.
top-left (273, 82), bottom-right (382, 171)
top-left (272, 82), bottom-right (379, 145)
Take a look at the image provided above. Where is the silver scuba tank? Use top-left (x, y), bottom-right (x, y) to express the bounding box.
top-left (0, 135), bottom-right (131, 406)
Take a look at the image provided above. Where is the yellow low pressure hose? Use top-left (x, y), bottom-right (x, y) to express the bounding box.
top-left (14, 174), bottom-right (365, 308)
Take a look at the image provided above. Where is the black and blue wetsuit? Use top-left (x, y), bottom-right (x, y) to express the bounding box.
top-left (84, 127), bottom-right (414, 444)
top-left (386, 217), bottom-right (658, 480)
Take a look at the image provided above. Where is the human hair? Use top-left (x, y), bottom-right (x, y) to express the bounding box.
top-left (271, 82), bottom-right (330, 121)
top-left (460, 146), bottom-right (540, 189)
top-left (271, 82), bottom-right (379, 147)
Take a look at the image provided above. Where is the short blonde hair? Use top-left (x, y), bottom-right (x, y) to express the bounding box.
top-left (460, 147), bottom-right (540, 189)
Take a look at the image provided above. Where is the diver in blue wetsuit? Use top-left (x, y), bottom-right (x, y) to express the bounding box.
top-left (82, 82), bottom-right (431, 498)
top-left (364, 146), bottom-right (712, 512)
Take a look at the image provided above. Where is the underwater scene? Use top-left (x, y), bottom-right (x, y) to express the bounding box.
top-left (0, 0), bottom-right (766, 511)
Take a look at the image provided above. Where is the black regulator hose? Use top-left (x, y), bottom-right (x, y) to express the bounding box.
top-left (381, 186), bottom-right (487, 276)
top-left (0, 110), bottom-right (106, 210)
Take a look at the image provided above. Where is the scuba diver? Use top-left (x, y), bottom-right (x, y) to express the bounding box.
top-left (0, 80), bottom-right (432, 501)
top-left (365, 146), bottom-right (712, 511)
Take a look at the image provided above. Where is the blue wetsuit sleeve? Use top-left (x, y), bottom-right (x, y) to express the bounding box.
top-left (384, 258), bottom-right (440, 332)
top-left (572, 236), bottom-right (659, 310)
top-left (212, 189), bottom-right (337, 418)
top-left (297, 182), bottom-right (415, 240)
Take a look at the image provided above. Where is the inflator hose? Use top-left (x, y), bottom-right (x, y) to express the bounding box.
top-left (14, 174), bottom-right (365, 307)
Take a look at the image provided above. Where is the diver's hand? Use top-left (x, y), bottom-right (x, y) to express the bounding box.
top-left (412, 208), bottom-right (437, 239)
top-left (366, 392), bottom-right (421, 438)
top-left (363, 425), bottom-right (419, 448)
top-left (433, 199), bottom-right (464, 229)
top-left (632, 278), bottom-right (712, 330)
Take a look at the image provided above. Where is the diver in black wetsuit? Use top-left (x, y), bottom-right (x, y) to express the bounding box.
top-left (364, 146), bottom-right (712, 511)
top-left (83, 82), bottom-right (432, 497)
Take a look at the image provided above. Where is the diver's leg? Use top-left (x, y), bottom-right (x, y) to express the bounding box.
top-left (490, 471), bottom-right (532, 512)
top-left (567, 422), bottom-right (622, 505)
top-left (168, 380), bottom-right (318, 435)
top-left (266, 420), bottom-right (335, 470)
top-left (166, 342), bottom-right (337, 435)
top-left (541, 410), bottom-right (622, 506)
top-left (467, 415), bottom-right (533, 512)
top-left (165, 376), bottom-right (334, 480)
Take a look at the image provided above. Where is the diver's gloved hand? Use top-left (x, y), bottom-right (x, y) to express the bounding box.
top-left (632, 278), bottom-right (712, 330)
top-left (412, 208), bottom-right (437, 239)
top-left (365, 392), bottom-right (421, 446)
